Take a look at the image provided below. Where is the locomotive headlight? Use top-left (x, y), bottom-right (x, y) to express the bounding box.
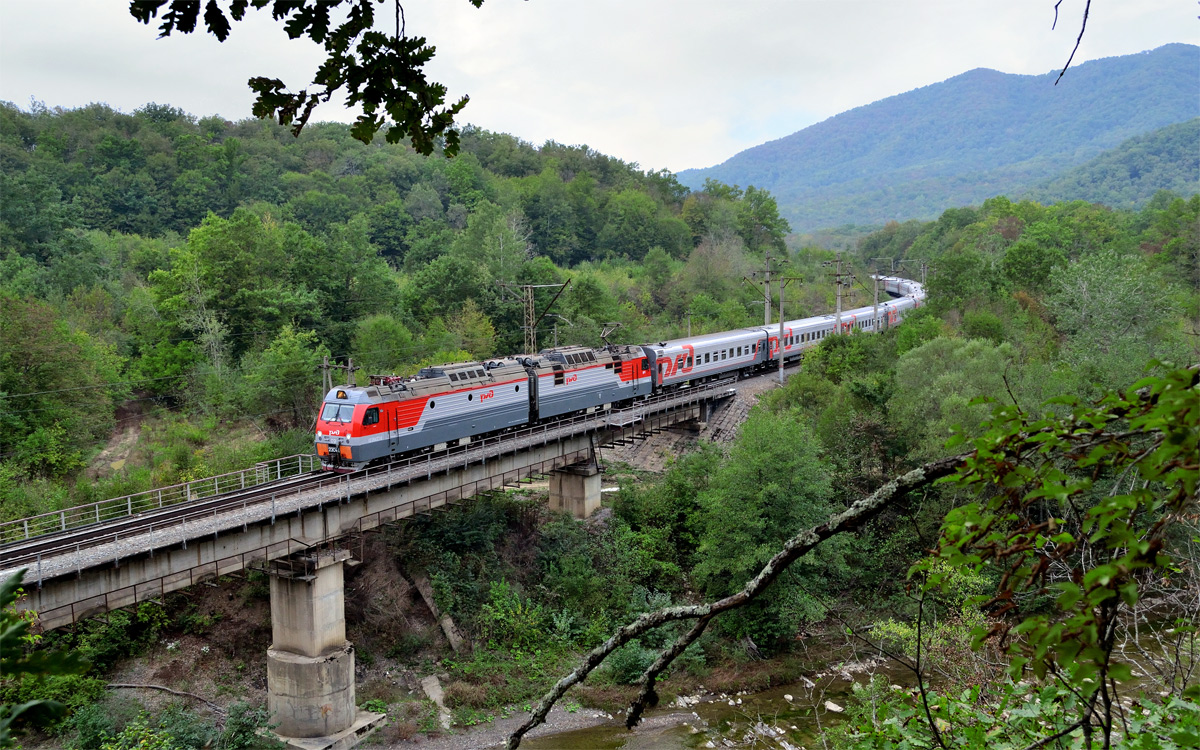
top-left (317, 431), bottom-right (323, 436)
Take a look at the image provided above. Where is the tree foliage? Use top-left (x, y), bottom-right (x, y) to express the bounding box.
top-left (128, 0), bottom-right (482, 153)
top-left (507, 363), bottom-right (1200, 749)
top-left (0, 570), bottom-right (89, 748)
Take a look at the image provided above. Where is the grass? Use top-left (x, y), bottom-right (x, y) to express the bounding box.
top-left (1, 410), bottom-right (314, 524)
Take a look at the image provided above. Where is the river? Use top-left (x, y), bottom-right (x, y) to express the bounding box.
top-left (519, 657), bottom-right (915, 750)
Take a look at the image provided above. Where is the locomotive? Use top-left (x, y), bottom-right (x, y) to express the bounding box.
top-left (315, 276), bottom-right (925, 471)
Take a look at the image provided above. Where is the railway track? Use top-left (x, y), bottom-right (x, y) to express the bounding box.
top-left (0, 471), bottom-right (329, 570)
top-left (0, 377), bottom-right (737, 577)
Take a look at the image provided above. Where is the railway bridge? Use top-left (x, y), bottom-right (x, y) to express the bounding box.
top-left (0, 379), bottom-right (735, 750)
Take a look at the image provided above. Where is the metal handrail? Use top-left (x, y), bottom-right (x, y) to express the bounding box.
top-left (0, 454), bottom-right (319, 546)
top-left (1, 379), bottom-right (733, 558)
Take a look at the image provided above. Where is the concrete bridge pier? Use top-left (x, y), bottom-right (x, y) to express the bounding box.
top-left (549, 457), bottom-right (602, 519)
top-left (266, 549), bottom-right (382, 749)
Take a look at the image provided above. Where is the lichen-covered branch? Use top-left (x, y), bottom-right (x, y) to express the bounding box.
top-left (627, 614), bottom-right (713, 728)
top-left (505, 453), bottom-right (966, 749)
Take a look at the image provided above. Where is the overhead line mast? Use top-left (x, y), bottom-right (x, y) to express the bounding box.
top-left (498, 280), bottom-right (572, 355)
top-left (743, 251), bottom-right (788, 326)
top-left (822, 252), bottom-right (855, 332)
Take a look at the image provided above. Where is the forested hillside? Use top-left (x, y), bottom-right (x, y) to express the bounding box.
top-left (1, 94), bottom-right (1198, 750)
top-left (678, 43), bottom-right (1199, 231)
top-left (1030, 118), bottom-right (1200, 208)
top-left (0, 99), bottom-right (795, 514)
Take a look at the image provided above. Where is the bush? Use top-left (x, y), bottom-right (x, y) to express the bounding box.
top-left (601, 642), bottom-right (657, 685)
top-left (961, 309), bottom-right (1006, 343)
top-left (386, 631), bottom-right (432, 662)
top-left (1, 674), bottom-right (107, 724)
top-left (443, 681), bottom-right (488, 709)
top-left (153, 704), bottom-right (219, 750)
top-left (69, 696), bottom-right (142, 750)
top-left (218, 701), bottom-right (283, 749)
top-left (98, 716), bottom-right (178, 750)
top-left (478, 581), bottom-right (547, 652)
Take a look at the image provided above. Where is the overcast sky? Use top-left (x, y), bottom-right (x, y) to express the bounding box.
top-left (0, 1), bottom-right (1194, 173)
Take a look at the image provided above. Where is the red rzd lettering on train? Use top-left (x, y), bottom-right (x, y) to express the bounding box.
top-left (479, 390), bottom-right (495, 401)
top-left (565, 374), bottom-right (578, 384)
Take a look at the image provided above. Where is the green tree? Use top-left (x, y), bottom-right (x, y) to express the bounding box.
top-left (448, 300), bottom-right (497, 359)
top-left (597, 189), bottom-right (662, 260)
top-left (1001, 231), bottom-right (1066, 292)
top-left (736, 185), bottom-right (790, 254)
top-left (890, 337), bottom-right (1017, 460)
top-left (1046, 248), bottom-right (1178, 394)
top-left (290, 215), bottom-right (401, 353)
top-left (351, 314), bottom-right (416, 375)
top-left (150, 209), bottom-right (315, 358)
top-left (239, 326), bottom-right (331, 428)
top-left (0, 295), bottom-right (124, 458)
top-left (694, 412), bottom-right (839, 645)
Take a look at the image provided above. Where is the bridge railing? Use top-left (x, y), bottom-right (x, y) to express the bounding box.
top-left (0, 454), bottom-right (319, 546)
top-left (2, 378), bottom-right (734, 556)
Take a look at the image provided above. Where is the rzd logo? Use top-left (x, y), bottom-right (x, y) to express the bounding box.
top-left (565, 374), bottom-right (578, 384)
top-left (479, 390), bottom-right (495, 401)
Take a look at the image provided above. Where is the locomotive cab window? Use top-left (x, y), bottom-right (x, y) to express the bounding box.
top-left (321, 403), bottom-right (354, 423)
top-left (363, 407), bottom-right (379, 426)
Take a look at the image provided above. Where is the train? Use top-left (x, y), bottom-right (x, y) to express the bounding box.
top-left (315, 275), bottom-right (926, 471)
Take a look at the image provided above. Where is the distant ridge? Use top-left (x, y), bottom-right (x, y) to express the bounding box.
top-left (678, 44), bottom-right (1200, 232)
top-left (1029, 118), bottom-right (1200, 208)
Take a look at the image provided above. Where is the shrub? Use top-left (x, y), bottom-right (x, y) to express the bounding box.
top-left (69, 696), bottom-right (142, 750)
top-left (443, 681), bottom-right (487, 709)
top-left (153, 704), bottom-right (218, 749)
top-left (601, 642), bottom-right (657, 685)
top-left (218, 701), bottom-right (283, 749)
top-left (98, 716), bottom-right (177, 750)
top-left (478, 581), bottom-right (547, 652)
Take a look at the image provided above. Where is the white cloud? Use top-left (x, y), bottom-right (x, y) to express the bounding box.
top-left (0, 0), bottom-right (1192, 172)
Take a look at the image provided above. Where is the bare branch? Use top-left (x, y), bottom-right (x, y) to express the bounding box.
top-left (1055, 0), bottom-right (1092, 85)
top-left (627, 615), bottom-right (713, 728)
top-left (505, 453), bottom-right (966, 749)
top-left (914, 584), bottom-right (949, 749)
top-left (106, 683), bottom-right (226, 716)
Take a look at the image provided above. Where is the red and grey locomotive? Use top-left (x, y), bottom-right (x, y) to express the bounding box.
top-left (316, 276), bottom-right (924, 471)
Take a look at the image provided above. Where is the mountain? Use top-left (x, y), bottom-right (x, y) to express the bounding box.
top-left (677, 44), bottom-right (1200, 232)
top-left (1029, 118), bottom-right (1200, 208)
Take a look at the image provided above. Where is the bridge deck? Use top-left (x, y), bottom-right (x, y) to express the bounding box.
top-left (2, 381), bottom-right (735, 629)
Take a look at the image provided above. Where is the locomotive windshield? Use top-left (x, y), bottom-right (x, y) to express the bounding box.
top-left (320, 403), bottom-right (355, 423)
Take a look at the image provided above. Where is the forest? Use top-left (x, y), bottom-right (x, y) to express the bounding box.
top-left (0, 98), bottom-right (1198, 749)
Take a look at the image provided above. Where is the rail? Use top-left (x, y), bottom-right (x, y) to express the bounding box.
top-left (0, 454), bottom-right (319, 546)
top-left (1, 378), bottom-right (734, 574)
